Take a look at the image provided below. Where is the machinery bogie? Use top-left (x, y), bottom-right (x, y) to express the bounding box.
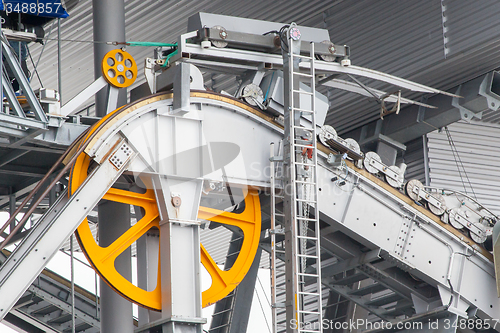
top-left (318, 124), bottom-right (498, 250)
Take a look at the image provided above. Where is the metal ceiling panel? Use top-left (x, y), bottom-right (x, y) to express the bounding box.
top-left (444, 0), bottom-right (500, 57)
top-left (27, 0), bottom-right (500, 134)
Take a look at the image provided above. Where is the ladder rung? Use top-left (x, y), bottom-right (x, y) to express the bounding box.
top-left (274, 212), bottom-right (285, 217)
top-left (271, 268), bottom-right (286, 273)
top-left (293, 72), bottom-right (313, 78)
top-left (298, 310), bottom-right (321, 315)
top-left (212, 308), bottom-right (232, 316)
top-left (292, 54), bottom-right (313, 60)
top-left (298, 272), bottom-right (319, 278)
top-left (296, 198), bottom-right (317, 203)
top-left (297, 235), bottom-right (318, 240)
top-left (294, 162), bottom-right (316, 167)
top-left (294, 143), bottom-right (316, 149)
top-left (298, 291), bottom-right (321, 296)
top-left (293, 125), bottom-right (314, 131)
top-left (293, 89), bottom-right (314, 95)
top-left (272, 302), bottom-right (286, 308)
top-left (209, 323), bottom-right (230, 331)
top-left (296, 217), bottom-right (317, 222)
top-left (297, 254), bottom-right (318, 259)
top-left (293, 108), bottom-right (315, 113)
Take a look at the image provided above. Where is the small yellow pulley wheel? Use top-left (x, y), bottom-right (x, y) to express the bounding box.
top-left (101, 49), bottom-right (137, 88)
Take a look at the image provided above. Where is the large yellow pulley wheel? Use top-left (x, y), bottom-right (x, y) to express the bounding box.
top-left (68, 92), bottom-right (262, 310)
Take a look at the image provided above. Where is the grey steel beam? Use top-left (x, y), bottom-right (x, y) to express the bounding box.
top-left (26, 283), bottom-right (99, 328)
top-left (1, 249), bottom-right (100, 332)
top-left (324, 284), bottom-right (394, 321)
top-left (323, 290), bottom-right (351, 333)
top-left (0, 168), bottom-right (45, 178)
top-left (1, 71), bottom-right (26, 119)
top-left (209, 233), bottom-right (241, 332)
top-left (60, 77), bottom-right (107, 117)
top-left (34, 122), bottom-right (89, 147)
top-left (346, 71), bottom-right (500, 145)
top-left (0, 182), bottom-right (37, 210)
top-left (0, 113), bottom-right (47, 130)
top-left (9, 129), bottom-right (47, 147)
top-left (0, 165), bottom-right (47, 178)
top-left (0, 143), bottom-right (66, 154)
top-left (8, 309), bottom-right (60, 333)
top-left (321, 249), bottom-right (381, 277)
top-left (320, 79), bottom-right (436, 109)
top-left (136, 227), bottom-right (161, 326)
top-left (0, 124), bottom-right (32, 139)
top-left (359, 263), bottom-right (436, 302)
top-left (1, 38), bottom-right (47, 123)
top-left (320, 231), bottom-right (363, 260)
top-left (188, 12), bottom-right (330, 43)
top-left (210, 235), bottom-right (262, 333)
top-left (0, 150), bottom-right (29, 168)
top-left (177, 31), bottom-right (457, 97)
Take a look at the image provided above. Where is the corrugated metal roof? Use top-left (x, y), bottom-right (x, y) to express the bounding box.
top-left (322, 0), bottom-right (500, 135)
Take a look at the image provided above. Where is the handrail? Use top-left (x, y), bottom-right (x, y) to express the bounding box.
top-left (0, 128), bottom-right (88, 250)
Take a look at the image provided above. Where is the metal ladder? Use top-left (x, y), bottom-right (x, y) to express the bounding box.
top-left (281, 25), bottom-right (323, 333)
top-left (270, 141), bottom-right (286, 333)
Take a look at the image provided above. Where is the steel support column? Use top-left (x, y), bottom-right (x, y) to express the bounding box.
top-left (155, 176), bottom-right (204, 333)
top-left (98, 201), bottom-right (134, 333)
top-left (228, 247), bottom-right (262, 333)
top-left (93, 0), bottom-right (127, 117)
top-left (93, 1), bottom-right (132, 332)
top-left (136, 204), bottom-right (161, 326)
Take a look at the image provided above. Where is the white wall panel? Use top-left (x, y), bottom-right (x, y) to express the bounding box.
top-left (427, 121), bottom-right (500, 215)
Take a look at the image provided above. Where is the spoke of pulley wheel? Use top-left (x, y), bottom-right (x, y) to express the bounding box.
top-left (103, 188), bottom-right (157, 207)
top-left (97, 188), bottom-right (160, 263)
top-left (97, 214), bottom-right (159, 263)
top-left (201, 244), bottom-right (226, 287)
top-left (198, 194), bottom-right (259, 227)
